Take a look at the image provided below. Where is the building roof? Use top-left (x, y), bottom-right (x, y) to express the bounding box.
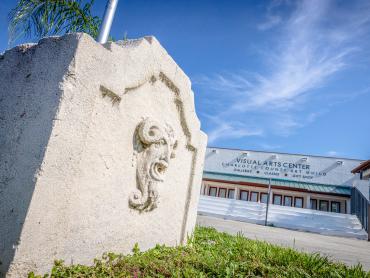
top-left (203, 171), bottom-right (351, 196)
top-left (351, 160), bottom-right (370, 174)
top-left (208, 146), bottom-right (364, 162)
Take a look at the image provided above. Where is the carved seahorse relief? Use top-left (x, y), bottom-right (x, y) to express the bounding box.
top-left (129, 118), bottom-right (177, 212)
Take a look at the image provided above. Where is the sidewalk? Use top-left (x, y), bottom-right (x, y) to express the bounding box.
top-left (197, 215), bottom-right (370, 271)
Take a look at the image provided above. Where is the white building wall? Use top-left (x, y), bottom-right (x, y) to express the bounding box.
top-left (205, 148), bottom-right (363, 186)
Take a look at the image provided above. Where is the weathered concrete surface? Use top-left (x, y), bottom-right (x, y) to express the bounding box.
top-left (0, 33), bottom-right (207, 277)
top-left (197, 215), bottom-right (370, 271)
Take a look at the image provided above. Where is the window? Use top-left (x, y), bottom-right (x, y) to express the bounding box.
top-left (218, 188), bottom-right (227, 198)
top-left (319, 200), bottom-right (329, 211)
top-left (240, 190), bottom-right (249, 201)
top-left (260, 193), bottom-right (268, 204)
top-left (227, 189), bottom-right (235, 199)
top-left (331, 201), bottom-right (341, 213)
top-left (250, 192), bottom-right (259, 202)
top-left (209, 187), bottom-right (217, 197)
top-left (273, 194), bottom-right (282, 205)
top-left (294, 197), bottom-right (303, 208)
top-left (310, 199), bottom-right (317, 210)
top-left (284, 196), bottom-right (292, 206)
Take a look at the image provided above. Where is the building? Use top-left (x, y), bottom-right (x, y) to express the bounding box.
top-left (201, 147), bottom-right (364, 214)
top-left (352, 160), bottom-right (370, 180)
top-left (351, 160), bottom-right (370, 240)
top-left (351, 159), bottom-right (370, 200)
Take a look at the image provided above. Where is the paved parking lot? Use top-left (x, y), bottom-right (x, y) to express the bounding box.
top-left (197, 215), bottom-right (370, 271)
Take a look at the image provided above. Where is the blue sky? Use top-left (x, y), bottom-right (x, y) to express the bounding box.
top-left (1, 0), bottom-right (369, 159)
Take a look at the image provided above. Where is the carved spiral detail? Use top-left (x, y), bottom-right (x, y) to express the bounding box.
top-left (138, 120), bottom-right (165, 145)
top-left (129, 187), bottom-right (156, 211)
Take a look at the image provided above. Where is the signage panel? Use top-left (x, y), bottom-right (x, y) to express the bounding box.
top-left (205, 148), bottom-right (363, 186)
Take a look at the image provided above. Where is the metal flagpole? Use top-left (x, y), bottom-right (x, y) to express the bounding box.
top-left (97, 0), bottom-right (119, 44)
top-left (264, 178), bottom-right (272, 226)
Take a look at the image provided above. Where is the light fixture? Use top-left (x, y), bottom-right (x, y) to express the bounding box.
top-left (271, 154), bottom-right (278, 160)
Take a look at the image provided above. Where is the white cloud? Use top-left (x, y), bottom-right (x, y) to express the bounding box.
top-left (257, 14), bottom-right (282, 31)
top-left (234, 0), bottom-right (365, 112)
top-left (194, 73), bottom-right (253, 96)
top-left (258, 143), bottom-right (282, 150)
top-left (204, 115), bottom-right (263, 145)
top-left (326, 151), bottom-right (339, 157)
top-left (257, 0), bottom-right (289, 30)
top-left (207, 123), bottom-right (263, 145)
top-left (196, 0), bottom-right (370, 144)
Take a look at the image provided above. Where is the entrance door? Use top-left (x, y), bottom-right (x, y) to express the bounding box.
top-left (310, 199), bottom-right (317, 210)
top-left (331, 201), bottom-right (341, 213)
top-left (273, 194), bottom-right (282, 205)
top-left (209, 187), bottom-right (217, 197)
top-left (260, 193), bottom-right (268, 204)
top-left (227, 189), bottom-right (235, 199)
top-left (250, 192), bottom-right (259, 202)
top-left (240, 190), bottom-right (249, 201)
top-left (218, 188), bottom-right (227, 198)
top-left (319, 200), bottom-right (329, 211)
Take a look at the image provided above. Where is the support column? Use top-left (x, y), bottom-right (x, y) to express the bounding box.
top-left (346, 199), bottom-right (351, 214)
top-left (269, 190), bottom-right (273, 204)
top-left (234, 187), bottom-right (238, 200)
top-left (306, 195), bottom-right (311, 209)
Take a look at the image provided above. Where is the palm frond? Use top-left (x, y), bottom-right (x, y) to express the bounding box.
top-left (8, 0), bottom-right (101, 44)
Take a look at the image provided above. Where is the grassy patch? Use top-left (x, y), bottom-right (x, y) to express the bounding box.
top-left (31, 227), bottom-right (369, 277)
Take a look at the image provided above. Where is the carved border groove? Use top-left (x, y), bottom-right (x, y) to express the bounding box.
top-left (123, 71), bottom-right (199, 243)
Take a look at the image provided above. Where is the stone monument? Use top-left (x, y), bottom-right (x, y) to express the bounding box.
top-left (0, 33), bottom-right (207, 277)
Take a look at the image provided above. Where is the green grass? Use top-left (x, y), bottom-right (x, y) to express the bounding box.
top-left (31, 227), bottom-right (370, 278)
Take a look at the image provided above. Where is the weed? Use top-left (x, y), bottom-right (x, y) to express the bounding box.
top-left (31, 227), bottom-right (370, 277)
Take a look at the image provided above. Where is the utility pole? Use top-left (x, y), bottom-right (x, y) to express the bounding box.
top-left (264, 178), bottom-right (272, 226)
top-left (97, 0), bottom-right (119, 44)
